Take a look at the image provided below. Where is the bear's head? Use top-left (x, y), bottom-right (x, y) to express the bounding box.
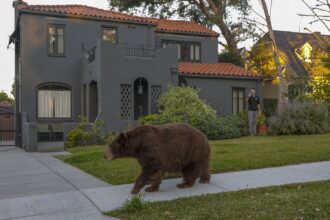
top-left (104, 132), bottom-right (134, 160)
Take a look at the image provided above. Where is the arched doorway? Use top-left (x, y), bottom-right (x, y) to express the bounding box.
top-left (89, 81), bottom-right (98, 122)
top-left (134, 78), bottom-right (148, 120)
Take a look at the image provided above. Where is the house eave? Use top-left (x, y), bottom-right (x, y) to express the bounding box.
top-left (156, 30), bottom-right (219, 38)
top-left (179, 73), bottom-right (263, 80)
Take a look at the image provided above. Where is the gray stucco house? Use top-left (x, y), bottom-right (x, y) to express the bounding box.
top-left (9, 0), bottom-right (262, 151)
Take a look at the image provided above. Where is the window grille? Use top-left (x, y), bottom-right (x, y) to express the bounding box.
top-left (120, 84), bottom-right (132, 120)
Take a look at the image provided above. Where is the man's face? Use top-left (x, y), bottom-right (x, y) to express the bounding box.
top-left (251, 89), bottom-right (256, 96)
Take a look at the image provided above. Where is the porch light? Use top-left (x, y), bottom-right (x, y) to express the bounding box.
top-left (138, 79), bottom-right (144, 95)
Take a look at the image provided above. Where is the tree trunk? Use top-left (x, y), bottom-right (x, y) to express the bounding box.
top-left (216, 20), bottom-right (238, 52)
top-left (260, 0), bottom-right (288, 113)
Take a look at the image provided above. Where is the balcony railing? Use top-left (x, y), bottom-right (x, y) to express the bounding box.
top-left (125, 47), bottom-right (156, 58)
top-left (119, 43), bottom-right (157, 58)
top-left (87, 43), bottom-right (159, 63)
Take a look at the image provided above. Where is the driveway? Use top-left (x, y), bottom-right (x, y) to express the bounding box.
top-left (0, 147), bottom-right (114, 220)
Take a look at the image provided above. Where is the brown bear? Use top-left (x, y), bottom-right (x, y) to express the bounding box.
top-left (104, 122), bottom-right (211, 194)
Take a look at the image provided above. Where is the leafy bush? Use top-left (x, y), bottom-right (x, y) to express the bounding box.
top-left (140, 86), bottom-right (249, 140)
top-left (257, 113), bottom-right (266, 125)
top-left (66, 116), bottom-right (106, 148)
top-left (237, 110), bottom-right (249, 125)
top-left (205, 116), bottom-right (249, 140)
top-left (263, 98), bottom-right (278, 117)
top-left (268, 102), bottom-right (330, 135)
top-left (140, 86), bottom-right (217, 129)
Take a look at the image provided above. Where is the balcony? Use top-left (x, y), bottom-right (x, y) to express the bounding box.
top-left (87, 42), bottom-right (158, 63)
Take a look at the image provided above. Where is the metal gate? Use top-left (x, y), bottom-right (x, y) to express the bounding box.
top-left (0, 111), bottom-right (16, 146)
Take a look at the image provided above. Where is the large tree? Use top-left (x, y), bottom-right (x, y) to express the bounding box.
top-left (108, 0), bottom-right (259, 52)
top-left (259, 0), bottom-right (288, 112)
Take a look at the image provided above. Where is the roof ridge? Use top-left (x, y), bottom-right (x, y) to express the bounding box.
top-left (273, 30), bottom-right (330, 37)
top-left (29, 4), bottom-right (145, 17)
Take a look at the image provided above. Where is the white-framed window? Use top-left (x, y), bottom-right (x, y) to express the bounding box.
top-left (48, 25), bottom-right (65, 56)
top-left (162, 40), bottom-right (201, 61)
top-left (37, 84), bottom-right (71, 119)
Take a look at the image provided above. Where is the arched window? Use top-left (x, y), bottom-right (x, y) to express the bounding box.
top-left (37, 83), bottom-right (71, 119)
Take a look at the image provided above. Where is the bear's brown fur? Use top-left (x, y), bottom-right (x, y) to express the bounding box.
top-left (105, 122), bottom-right (211, 194)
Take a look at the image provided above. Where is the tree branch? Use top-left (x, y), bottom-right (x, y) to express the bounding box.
top-left (300, 0), bottom-right (330, 32)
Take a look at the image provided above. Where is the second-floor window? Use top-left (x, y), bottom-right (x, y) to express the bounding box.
top-left (48, 25), bottom-right (65, 56)
top-left (162, 40), bottom-right (201, 62)
top-left (102, 27), bottom-right (117, 44)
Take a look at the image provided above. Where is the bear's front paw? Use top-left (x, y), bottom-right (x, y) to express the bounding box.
top-left (131, 188), bottom-right (140, 194)
top-left (145, 186), bottom-right (159, 192)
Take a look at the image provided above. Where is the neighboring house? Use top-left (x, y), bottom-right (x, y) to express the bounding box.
top-left (9, 0), bottom-right (261, 151)
top-left (0, 101), bottom-right (15, 143)
top-left (249, 30), bottom-right (330, 100)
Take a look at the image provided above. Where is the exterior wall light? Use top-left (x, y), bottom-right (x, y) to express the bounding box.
top-left (138, 79), bottom-right (144, 95)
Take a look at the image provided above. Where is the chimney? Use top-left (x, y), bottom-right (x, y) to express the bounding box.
top-left (13, 0), bottom-right (28, 10)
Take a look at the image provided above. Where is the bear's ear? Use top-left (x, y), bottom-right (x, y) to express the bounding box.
top-left (118, 132), bottom-right (128, 145)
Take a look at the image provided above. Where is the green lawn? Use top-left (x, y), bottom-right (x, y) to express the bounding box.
top-left (57, 133), bottom-right (330, 185)
top-left (107, 181), bottom-right (330, 220)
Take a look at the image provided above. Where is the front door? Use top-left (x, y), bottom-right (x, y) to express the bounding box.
top-left (134, 77), bottom-right (148, 120)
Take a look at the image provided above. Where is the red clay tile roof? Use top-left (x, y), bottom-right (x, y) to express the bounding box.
top-left (178, 63), bottom-right (260, 78)
top-left (18, 3), bottom-right (218, 36)
top-left (150, 19), bottom-right (219, 37)
top-left (21, 4), bottom-right (155, 24)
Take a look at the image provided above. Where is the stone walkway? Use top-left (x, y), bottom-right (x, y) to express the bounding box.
top-left (1, 147), bottom-right (330, 219)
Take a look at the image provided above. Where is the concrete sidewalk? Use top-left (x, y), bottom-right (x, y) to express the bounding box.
top-left (1, 147), bottom-right (330, 219)
top-left (83, 160), bottom-right (330, 212)
top-left (0, 147), bottom-right (113, 220)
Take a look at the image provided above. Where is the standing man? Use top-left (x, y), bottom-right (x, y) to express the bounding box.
top-left (247, 88), bottom-right (261, 136)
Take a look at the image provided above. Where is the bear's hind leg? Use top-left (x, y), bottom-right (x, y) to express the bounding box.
top-left (199, 161), bottom-right (210, 184)
top-left (177, 163), bottom-right (201, 189)
top-left (199, 171), bottom-right (210, 183)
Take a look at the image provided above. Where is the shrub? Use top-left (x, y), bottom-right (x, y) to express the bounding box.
top-left (157, 86), bottom-right (218, 124)
top-left (66, 116), bottom-right (106, 148)
top-left (257, 113), bottom-right (266, 125)
top-left (140, 86), bottom-right (249, 140)
top-left (268, 102), bottom-right (330, 135)
top-left (237, 110), bottom-right (249, 125)
top-left (140, 86), bottom-right (218, 132)
top-left (205, 116), bottom-right (249, 140)
top-left (263, 98), bottom-right (278, 117)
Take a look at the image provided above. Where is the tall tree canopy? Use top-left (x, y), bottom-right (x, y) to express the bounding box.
top-left (108, 0), bottom-right (259, 52)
